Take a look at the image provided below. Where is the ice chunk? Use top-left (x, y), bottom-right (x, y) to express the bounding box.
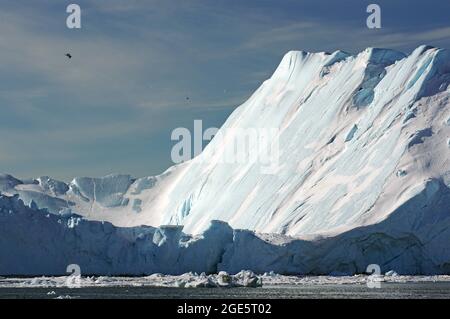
top-left (233, 270), bottom-right (262, 287)
top-left (217, 271), bottom-right (232, 287)
top-left (184, 276), bottom-right (215, 288)
top-left (385, 270), bottom-right (398, 277)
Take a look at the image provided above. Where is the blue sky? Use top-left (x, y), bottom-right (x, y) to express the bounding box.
top-left (1, 0), bottom-right (450, 180)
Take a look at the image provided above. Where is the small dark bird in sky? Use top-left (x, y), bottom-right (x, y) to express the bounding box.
top-left (186, 97), bottom-right (190, 101)
top-left (65, 53), bottom-right (72, 59)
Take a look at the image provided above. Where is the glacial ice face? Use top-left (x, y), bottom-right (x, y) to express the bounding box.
top-left (1, 45), bottom-right (450, 275)
top-left (1, 192), bottom-right (449, 276)
top-left (0, 194), bottom-right (236, 275)
top-left (141, 45), bottom-right (450, 237)
top-left (3, 46), bottom-right (449, 238)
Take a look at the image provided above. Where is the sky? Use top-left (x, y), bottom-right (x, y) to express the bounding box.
top-left (1, 0), bottom-right (450, 181)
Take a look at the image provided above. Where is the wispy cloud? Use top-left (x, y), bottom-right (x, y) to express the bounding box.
top-left (367, 27), bottom-right (450, 48)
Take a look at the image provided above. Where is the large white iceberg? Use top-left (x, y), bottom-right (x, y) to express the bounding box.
top-left (1, 45), bottom-right (449, 275)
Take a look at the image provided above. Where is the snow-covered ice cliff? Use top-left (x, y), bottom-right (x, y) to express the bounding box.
top-left (1, 45), bottom-right (449, 275)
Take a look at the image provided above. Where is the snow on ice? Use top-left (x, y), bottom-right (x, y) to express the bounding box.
top-left (1, 45), bottom-right (450, 275)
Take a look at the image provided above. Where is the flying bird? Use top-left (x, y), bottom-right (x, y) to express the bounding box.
top-left (65, 53), bottom-right (72, 59)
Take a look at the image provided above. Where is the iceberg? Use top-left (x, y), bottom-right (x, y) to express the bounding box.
top-left (1, 45), bottom-right (450, 275)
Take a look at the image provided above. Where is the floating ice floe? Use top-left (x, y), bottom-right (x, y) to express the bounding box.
top-left (1, 273), bottom-right (450, 289)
